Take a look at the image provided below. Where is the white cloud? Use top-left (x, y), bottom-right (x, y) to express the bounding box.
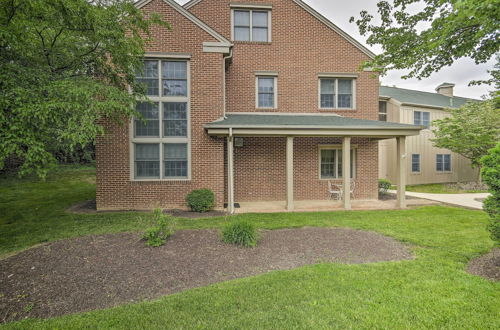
top-left (175, 0), bottom-right (495, 98)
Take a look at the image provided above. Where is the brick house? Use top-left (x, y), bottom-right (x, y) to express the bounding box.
top-left (95, 0), bottom-right (422, 212)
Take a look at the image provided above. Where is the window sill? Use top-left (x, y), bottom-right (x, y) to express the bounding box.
top-left (233, 41), bottom-right (272, 45)
top-left (319, 108), bottom-right (357, 112)
top-left (436, 171), bottom-right (453, 174)
top-left (130, 178), bottom-right (191, 183)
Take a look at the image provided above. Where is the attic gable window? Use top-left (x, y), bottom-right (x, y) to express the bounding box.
top-left (232, 9), bottom-right (271, 42)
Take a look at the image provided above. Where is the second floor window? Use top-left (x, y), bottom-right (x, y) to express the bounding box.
top-left (320, 78), bottom-right (354, 109)
top-left (436, 154), bottom-right (451, 172)
top-left (414, 111), bottom-right (430, 128)
top-left (257, 76), bottom-right (276, 108)
top-left (233, 10), bottom-right (270, 42)
top-left (379, 101), bottom-right (387, 121)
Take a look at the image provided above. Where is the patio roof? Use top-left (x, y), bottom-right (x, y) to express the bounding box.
top-left (205, 113), bottom-right (423, 137)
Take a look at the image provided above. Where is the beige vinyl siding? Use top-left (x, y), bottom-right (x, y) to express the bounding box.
top-left (379, 104), bottom-right (479, 184)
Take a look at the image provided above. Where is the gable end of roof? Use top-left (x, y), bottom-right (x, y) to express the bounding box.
top-left (135, 0), bottom-right (232, 46)
top-left (184, 0), bottom-right (375, 59)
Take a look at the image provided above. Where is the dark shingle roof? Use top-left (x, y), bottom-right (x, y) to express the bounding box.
top-left (380, 86), bottom-right (475, 109)
top-left (205, 114), bottom-right (422, 130)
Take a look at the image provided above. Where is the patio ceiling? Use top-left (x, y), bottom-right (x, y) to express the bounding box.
top-left (205, 113), bottom-right (423, 138)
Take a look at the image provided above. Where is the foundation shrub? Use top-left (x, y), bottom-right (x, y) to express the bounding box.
top-left (186, 189), bottom-right (215, 213)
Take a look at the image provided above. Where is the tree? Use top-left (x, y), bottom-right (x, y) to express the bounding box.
top-left (431, 99), bottom-right (500, 176)
top-left (481, 143), bottom-right (500, 243)
top-left (0, 0), bottom-right (168, 177)
top-left (350, 0), bottom-right (500, 81)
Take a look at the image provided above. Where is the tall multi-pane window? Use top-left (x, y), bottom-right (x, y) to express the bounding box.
top-left (320, 148), bottom-right (355, 179)
top-left (133, 59), bottom-right (190, 180)
top-left (379, 101), bottom-right (387, 121)
top-left (257, 76), bottom-right (276, 108)
top-left (233, 10), bottom-right (270, 42)
top-left (412, 154), bottom-right (420, 173)
top-left (436, 154), bottom-right (451, 172)
top-left (320, 78), bottom-right (355, 109)
top-left (414, 111), bottom-right (430, 128)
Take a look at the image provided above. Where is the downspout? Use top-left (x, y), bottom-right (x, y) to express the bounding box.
top-left (222, 47), bottom-right (233, 119)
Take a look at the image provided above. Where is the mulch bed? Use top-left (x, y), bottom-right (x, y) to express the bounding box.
top-left (163, 209), bottom-right (227, 218)
top-left (0, 228), bottom-right (412, 323)
top-left (467, 248), bottom-right (500, 281)
top-left (66, 200), bottom-right (227, 218)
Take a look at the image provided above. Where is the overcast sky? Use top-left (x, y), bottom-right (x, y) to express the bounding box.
top-left (176, 0), bottom-right (495, 99)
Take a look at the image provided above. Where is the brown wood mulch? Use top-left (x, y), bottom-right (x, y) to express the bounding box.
top-left (0, 228), bottom-right (412, 323)
top-left (65, 200), bottom-right (227, 218)
top-left (467, 248), bottom-right (500, 281)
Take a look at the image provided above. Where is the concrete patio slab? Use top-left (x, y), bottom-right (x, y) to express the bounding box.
top-left (236, 198), bottom-right (438, 213)
top-left (389, 190), bottom-right (490, 210)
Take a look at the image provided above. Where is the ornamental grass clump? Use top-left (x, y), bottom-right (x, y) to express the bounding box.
top-left (186, 189), bottom-right (215, 213)
top-left (143, 209), bottom-right (175, 247)
top-left (222, 220), bottom-right (258, 247)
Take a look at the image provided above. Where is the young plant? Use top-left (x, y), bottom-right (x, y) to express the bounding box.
top-left (222, 220), bottom-right (258, 247)
top-left (143, 209), bottom-right (175, 247)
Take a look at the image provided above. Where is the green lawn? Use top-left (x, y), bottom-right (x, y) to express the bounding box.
top-left (1, 166), bottom-right (499, 329)
top-left (405, 183), bottom-right (488, 194)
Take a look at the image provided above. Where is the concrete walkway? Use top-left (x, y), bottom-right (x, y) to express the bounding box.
top-left (389, 190), bottom-right (490, 210)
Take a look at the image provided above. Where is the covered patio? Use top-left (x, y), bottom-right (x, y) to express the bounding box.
top-left (205, 113), bottom-right (423, 213)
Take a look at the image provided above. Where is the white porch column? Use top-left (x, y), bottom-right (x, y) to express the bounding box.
top-left (396, 136), bottom-right (407, 208)
top-left (227, 133), bottom-right (235, 214)
top-left (286, 136), bottom-right (294, 211)
top-left (342, 137), bottom-right (351, 210)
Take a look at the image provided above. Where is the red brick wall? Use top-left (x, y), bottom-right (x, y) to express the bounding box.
top-left (233, 137), bottom-right (378, 202)
top-left (189, 0), bottom-right (379, 119)
top-left (97, 0), bottom-right (382, 211)
top-left (189, 0), bottom-right (380, 203)
top-left (96, 0), bottom-right (226, 210)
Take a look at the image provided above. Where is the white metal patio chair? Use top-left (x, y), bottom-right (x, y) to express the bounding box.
top-left (328, 181), bottom-right (342, 200)
top-left (328, 180), bottom-right (355, 200)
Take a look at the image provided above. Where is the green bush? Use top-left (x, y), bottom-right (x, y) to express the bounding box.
top-left (186, 189), bottom-right (215, 212)
top-left (481, 143), bottom-right (500, 243)
top-left (378, 179), bottom-right (392, 194)
top-left (222, 220), bottom-right (258, 247)
top-left (143, 209), bottom-right (175, 247)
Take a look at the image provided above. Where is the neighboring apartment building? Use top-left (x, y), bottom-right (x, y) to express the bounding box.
top-left (96, 0), bottom-right (422, 212)
top-left (379, 83), bottom-right (479, 185)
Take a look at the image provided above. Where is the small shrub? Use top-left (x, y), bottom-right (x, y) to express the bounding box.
top-left (186, 189), bottom-right (215, 212)
top-left (143, 209), bottom-right (175, 247)
top-left (222, 220), bottom-right (258, 247)
top-left (481, 143), bottom-right (500, 243)
top-left (378, 179), bottom-right (392, 194)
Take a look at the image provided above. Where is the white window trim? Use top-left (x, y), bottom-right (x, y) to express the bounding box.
top-left (130, 59), bottom-right (192, 182)
top-left (318, 78), bottom-right (356, 110)
top-left (411, 154), bottom-right (421, 174)
top-left (435, 154), bottom-right (452, 173)
top-left (231, 8), bottom-right (272, 42)
top-left (256, 75), bottom-right (278, 109)
top-left (414, 110), bottom-right (431, 129)
top-left (379, 101), bottom-right (388, 121)
top-left (318, 145), bottom-right (357, 180)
